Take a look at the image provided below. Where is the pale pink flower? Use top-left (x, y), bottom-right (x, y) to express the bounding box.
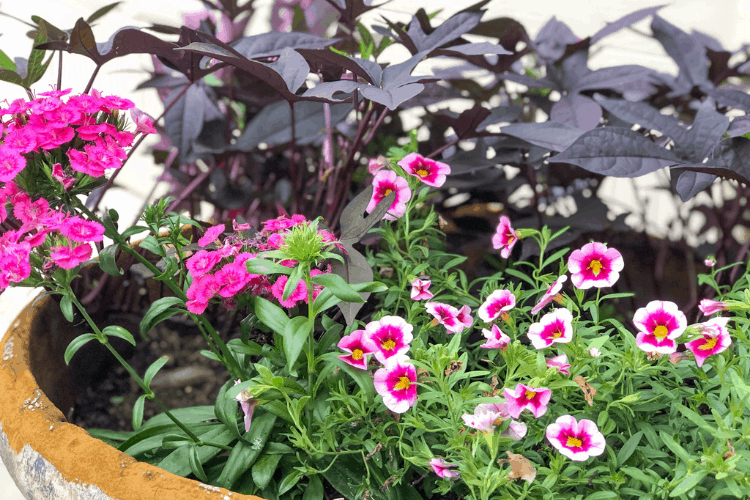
top-left (455, 305), bottom-right (473, 331)
top-left (480, 324), bottom-right (511, 350)
top-left (699, 299), bottom-right (729, 316)
top-left (633, 300), bottom-right (687, 355)
top-left (546, 415), bottom-right (606, 461)
top-left (198, 224), bottom-right (226, 247)
top-left (546, 354), bottom-right (571, 375)
top-left (589, 347), bottom-right (601, 357)
top-left (130, 107), bottom-right (157, 135)
top-left (368, 156), bottom-right (388, 174)
top-left (492, 216), bottom-right (519, 259)
top-left (478, 289), bottom-right (516, 323)
top-left (531, 275), bottom-right (568, 315)
top-left (60, 216), bottom-right (105, 243)
top-left (373, 355), bottom-right (418, 413)
top-left (686, 317), bottom-right (732, 368)
top-left (429, 458), bottom-right (459, 479)
top-left (337, 329), bottom-right (375, 370)
top-left (366, 170), bottom-right (411, 221)
top-left (362, 316), bottom-right (413, 364)
top-left (410, 278), bottom-right (434, 301)
top-left (397, 153), bottom-right (450, 187)
top-left (704, 257), bottom-right (716, 267)
top-left (526, 308), bottom-right (574, 349)
top-left (49, 243), bottom-right (93, 269)
top-left (461, 401), bottom-right (506, 433)
top-left (567, 242), bottom-right (624, 289)
top-left (425, 302), bottom-right (463, 334)
top-left (233, 380), bottom-right (257, 432)
top-left (504, 384), bottom-right (552, 418)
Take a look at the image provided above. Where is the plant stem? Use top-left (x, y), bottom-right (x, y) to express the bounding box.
top-left (304, 268), bottom-right (316, 440)
top-left (84, 65), bottom-right (101, 94)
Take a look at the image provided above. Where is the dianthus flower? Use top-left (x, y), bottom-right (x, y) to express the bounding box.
top-left (49, 243), bottom-right (92, 269)
top-left (60, 216), bottom-right (105, 243)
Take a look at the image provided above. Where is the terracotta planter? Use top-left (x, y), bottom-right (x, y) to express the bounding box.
top-left (0, 293), bottom-right (263, 500)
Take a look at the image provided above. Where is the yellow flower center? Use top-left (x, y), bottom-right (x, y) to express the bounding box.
top-left (506, 235), bottom-right (515, 244)
top-left (566, 436), bottom-right (582, 448)
top-left (653, 325), bottom-right (668, 339)
top-left (394, 376), bottom-right (411, 390)
top-left (352, 349), bottom-right (363, 360)
top-left (588, 259), bottom-right (603, 276)
top-left (384, 188), bottom-right (393, 196)
top-left (699, 337), bottom-right (718, 351)
top-left (524, 390), bottom-right (536, 400)
top-left (416, 168), bottom-right (429, 178)
top-left (382, 339), bottom-right (396, 351)
top-left (552, 330), bottom-right (562, 338)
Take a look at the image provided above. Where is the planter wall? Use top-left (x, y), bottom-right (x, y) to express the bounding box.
top-left (0, 294), bottom-right (262, 500)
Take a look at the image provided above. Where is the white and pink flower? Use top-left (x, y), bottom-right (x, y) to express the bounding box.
top-left (397, 153), bottom-right (451, 187)
top-left (429, 458), bottom-right (460, 480)
top-left (699, 298), bottom-right (729, 316)
top-left (531, 275), bottom-right (568, 315)
top-left (461, 400), bottom-right (526, 439)
top-left (410, 278), bottom-right (434, 301)
top-left (362, 316), bottom-right (413, 364)
top-left (686, 317), bottom-right (732, 368)
top-left (480, 324), bottom-right (511, 350)
top-left (633, 300), bottom-right (686, 355)
top-left (366, 170), bottom-right (412, 221)
top-left (504, 384), bottom-right (552, 418)
top-left (478, 289), bottom-right (516, 323)
top-left (546, 415), bottom-right (606, 461)
top-left (567, 242), bottom-right (624, 289)
top-left (337, 329), bottom-right (375, 370)
top-left (373, 355), bottom-right (418, 413)
top-left (546, 354), bottom-right (571, 375)
top-left (526, 308), bottom-right (574, 349)
top-left (492, 216), bottom-right (520, 259)
top-left (425, 302), bottom-right (463, 334)
top-left (233, 380), bottom-right (257, 432)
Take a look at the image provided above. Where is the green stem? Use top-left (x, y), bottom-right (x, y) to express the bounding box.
top-left (304, 267), bottom-right (316, 440)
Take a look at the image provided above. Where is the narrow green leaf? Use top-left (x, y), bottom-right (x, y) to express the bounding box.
top-left (98, 244), bottom-right (123, 276)
top-left (302, 474), bottom-right (324, 500)
top-left (254, 296), bottom-right (290, 335)
top-left (246, 258), bottom-right (293, 275)
top-left (284, 317), bottom-right (311, 370)
top-left (158, 426), bottom-right (234, 477)
top-left (311, 272), bottom-right (365, 303)
top-left (132, 394), bottom-right (147, 431)
top-left (59, 295), bottom-right (75, 322)
top-left (121, 225), bottom-right (150, 239)
top-left (187, 444), bottom-right (208, 482)
top-left (144, 356), bottom-right (170, 387)
top-left (282, 264), bottom-right (305, 302)
top-left (616, 431), bottom-right (643, 466)
top-left (278, 469), bottom-right (303, 496)
top-left (669, 471), bottom-right (707, 497)
top-left (139, 235), bottom-right (166, 257)
top-left (102, 325), bottom-right (135, 346)
top-left (140, 297), bottom-right (184, 336)
top-left (504, 267), bottom-right (536, 287)
top-left (217, 411), bottom-right (277, 488)
top-left (252, 454), bottom-right (283, 490)
top-left (584, 492), bottom-right (619, 500)
top-left (64, 333), bottom-right (97, 364)
top-left (659, 431), bottom-right (692, 463)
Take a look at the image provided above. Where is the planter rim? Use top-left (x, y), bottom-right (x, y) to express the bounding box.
top-left (0, 292), bottom-right (264, 500)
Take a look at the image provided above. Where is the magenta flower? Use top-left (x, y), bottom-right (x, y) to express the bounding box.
top-left (699, 299), bottom-right (729, 316)
top-left (362, 316), bottom-right (413, 364)
top-left (633, 300), bottom-right (687, 355)
top-left (526, 308), bottom-right (574, 349)
top-left (215, 262), bottom-right (252, 298)
top-left (686, 317), bottom-right (731, 367)
top-left (49, 243), bottom-right (92, 269)
top-left (51, 163), bottom-right (75, 190)
top-left (410, 278), bottom-right (434, 301)
top-left (233, 380), bottom-right (257, 432)
top-left (546, 354), bottom-right (571, 375)
top-left (492, 216), bottom-right (520, 259)
top-left (198, 224), bottom-right (226, 247)
top-left (425, 302), bottom-right (464, 334)
top-left (60, 216), bottom-right (105, 243)
top-left (366, 170), bottom-right (411, 221)
top-left (531, 275), bottom-right (568, 315)
top-left (455, 305), bottom-right (473, 331)
top-left (504, 384), bottom-right (552, 418)
top-left (186, 274), bottom-right (222, 314)
top-left (185, 250), bottom-right (222, 278)
top-left (429, 458), bottom-right (460, 479)
top-left (546, 415), bottom-right (606, 461)
top-left (567, 242), bottom-right (624, 289)
top-left (480, 324), bottom-right (511, 350)
top-left (13, 196), bottom-right (49, 224)
top-left (397, 153), bottom-right (451, 187)
top-left (0, 146), bottom-right (26, 182)
top-left (337, 329), bottom-right (375, 370)
top-left (373, 356), bottom-right (418, 413)
top-left (478, 289), bottom-right (516, 323)
top-left (270, 275), bottom-right (308, 308)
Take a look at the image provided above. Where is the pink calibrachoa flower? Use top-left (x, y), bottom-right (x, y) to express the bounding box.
top-left (49, 243), bottom-right (92, 269)
top-left (546, 415), bottom-right (606, 461)
top-left (633, 300), bottom-right (687, 355)
top-left (547, 354), bottom-right (571, 375)
top-left (589, 347), bottom-right (602, 357)
top-left (410, 278), bottom-right (434, 301)
top-left (492, 216), bottom-right (520, 259)
top-left (567, 242), bottom-right (624, 289)
top-left (366, 170), bottom-right (412, 221)
top-left (455, 305), bottom-right (473, 331)
top-left (699, 298), bottom-right (729, 316)
top-left (425, 302), bottom-right (464, 334)
top-left (397, 153), bottom-right (450, 188)
top-left (429, 458), bottom-right (460, 479)
top-left (531, 275), bottom-right (568, 315)
top-left (504, 384), bottom-right (552, 418)
top-left (198, 224), bottom-right (226, 247)
top-left (480, 324), bottom-right (511, 350)
top-left (704, 257), bottom-right (716, 267)
top-left (362, 316), bottom-right (413, 364)
top-left (337, 329), bottom-right (375, 370)
top-left (368, 156), bottom-right (388, 174)
top-left (478, 289), bottom-right (516, 323)
top-left (526, 308), bottom-right (574, 349)
top-left (461, 400), bottom-right (528, 439)
top-left (233, 380), bottom-right (257, 432)
top-left (686, 317), bottom-right (732, 368)
top-left (373, 355), bottom-right (418, 414)
top-left (60, 216), bottom-right (105, 243)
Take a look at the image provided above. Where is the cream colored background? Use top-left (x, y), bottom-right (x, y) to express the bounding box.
top-left (2, 1), bottom-right (750, 497)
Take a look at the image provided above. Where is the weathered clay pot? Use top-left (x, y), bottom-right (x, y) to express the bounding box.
top-left (0, 293), bottom-right (262, 500)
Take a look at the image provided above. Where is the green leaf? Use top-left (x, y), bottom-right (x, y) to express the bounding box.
top-left (132, 394), bottom-right (147, 431)
top-left (669, 471), bottom-right (707, 497)
top-left (311, 273), bottom-right (365, 303)
top-left (64, 333), bottom-right (98, 364)
top-left (504, 267), bottom-right (536, 287)
top-left (98, 244), bottom-right (123, 276)
top-left (140, 297), bottom-right (184, 336)
top-left (584, 492), bottom-right (619, 500)
top-left (158, 426), bottom-right (234, 477)
top-left (0, 69), bottom-right (22, 85)
top-left (252, 454), bottom-right (283, 490)
top-left (246, 258), bottom-right (293, 275)
top-left (303, 474), bottom-right (324, 500)
top-left (102, 325), bottom-right (135, 346)
top-left (214, 379), bottom-right (244, 442)
top-left (24, 25), bottom-right (51, 87)
top-left (144, 357), bottom-right (170, 387)
top-left (139, 235), bottom-right (166, 257)
top-left (321, 352), bottom-right (374, 404)
top-left (278, 469), bottom-right (303, 496)
top-left (0, 49), bottom-right (15, 70)
top-left (283, 264), bottom-right (305, 302)
top-left (616, 431), bottom-right (642, 466)
top-left (217, 411), bottom-right (277, 488)
top-left (188, 444), bottom-right (208, 482)
top-left (541, 247), bottom-right (570, 270)
top-left (255, 296), bottom-right (290, 335)
top-left (284, 317), bottom-right (311, 371)
top-left (121, 225), bottom-right (150, 239)
top-left (59, 295), bottom-right (75, 322)
top-left (587, 335), bottom-right (610, 351)
top-left (659, 431), bottom-right (692, 464)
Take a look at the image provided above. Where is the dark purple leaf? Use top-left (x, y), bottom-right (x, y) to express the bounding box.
top-left (691, 30), bottom-right (724, 52)
top-left (681, 98), bottom-right (729, 161)
top-left (302, 81), bottom-right (360, 101)
top-left (434, 42), bottom-right (512, 56)
top-left (676, 137), bottom-right (750, 185)
top-left (230, 32), bottom-right (336, 59)
top-left (549, 127), bottom-right (680, 177)
top-left (442, 137), bottom-right (520, 175)
top-left (728, 116), bottom-right (750, 137)
top-left (452, 105), bottom-right (491, 138)
top-left (405, 10), bottom-right (484, 53)
top-left (470, 17), bottom-right (527, 52)
top-left (339, 185), bottom-right (396, 244)
top-left (534, 17), bottom-right (577, 62)
top-left (381, 50), bottom-right (431, 88)
top-left (136, 74), bottom-right (189, 90)
top-left (593, 94), bottom-right (687, 144)
top-left (164, 84), bottom-right (208, 164)
top-left (651, 15), bottom-right (709, 87)
top-left (498, 71), bottom-right (560, 90)
top-left (550, 94), bottom-right (602, 131)
top-left (476, 105), bottom-right (523, 131)
top-left (672, 167), bottom-right (717, 201)
top-left (573, 65), bottom-right (653, 92)
top-left (359, 84), bottom-right (425, 110)
top-left (296, 49), bottom-right (381, 85)
top-left (265, 47), bottom-right (310, 93)
top-left (86, 2), bottom-right (121, 24)
top-left (501, 122), bottom-right (585, 151)
top-left (708, 88), bottom-right (750, 113)
top-left (590, 5), bottom-right (666, 44)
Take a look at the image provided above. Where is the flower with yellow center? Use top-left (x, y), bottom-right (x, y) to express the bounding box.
top-left (416, 167), bottom-right (429, 178)
top-left (352, 349), bottom-right (364, 360)
top-left (394, 376), bottom-right (411, 390)
top-left (524, 390), bottom-right (536, 400)
top-left (384, 188), bottom-right (393, 196)
top-left (588, 259), bottom-right (603, 276)
top-left (653, 325), bottom-right (668, 339)
top-left (566, 436), bottom-right (583, 448)
top-left (382, 339), bottom-right (396, 351)
top-left (699, 337), bottom-right (718, 350)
